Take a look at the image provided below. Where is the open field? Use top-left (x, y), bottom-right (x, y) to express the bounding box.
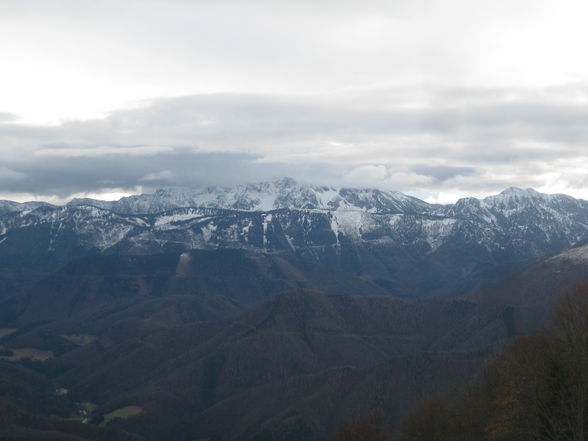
top-left (0, 328), bottom-right (16, 338)
top-left (100, 405), bottom-right (144, 426)
top-left (0, 347), bottom-right (53, 362)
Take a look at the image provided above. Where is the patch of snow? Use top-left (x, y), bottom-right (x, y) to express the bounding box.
top-left (329, 213), bottom-right (341, 246)
top-left (262, 214), bottom-right (273, 248)
top-left (388, 214), bottom-right (404, 227)
top-left (155, 213), bottom-right (208, 226)
top-left (316, 188), bottom-right (340, 206)
top-left (420, 218), bottom-right (457, 251)
top-left (241, 220), bottom-right (254, 242)
top-left (332, 209), bottom-right (366, 238)
top-left (175, 252), bottom-right (192, 276)
top-left (131, 217), bottom-right (149, 227)
top-left (201, 222), bottom-right (217, 243)
top-left (284, 234), bottom-right (296, 251)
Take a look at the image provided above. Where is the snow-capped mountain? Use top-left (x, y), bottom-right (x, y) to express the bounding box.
top-left (66, 177), bottom-right (429, 214)
top-left (0, 200), bottom-right (52, 215)
top-left (2, 178), bottom-right (588, 299)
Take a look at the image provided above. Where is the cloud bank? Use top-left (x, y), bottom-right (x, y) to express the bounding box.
top-left (2, 84), bottom-right (588, 202)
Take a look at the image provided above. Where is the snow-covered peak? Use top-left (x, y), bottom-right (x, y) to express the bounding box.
top-left (432, 187), bottom-right (588, 229)
top-left (66, 178), bottom-right (429, 215)
top-left (60, 180), bottom-right (588, 229)
top-left (0, 200), bottom-right (54, 214)
top-left (480, 187), bottom-right (585, 213)
top-left (484, 187), bottom-right (543, 206)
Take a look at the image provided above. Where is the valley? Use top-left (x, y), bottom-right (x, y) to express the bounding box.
top-left (1, 180), bottom-right (588, 440)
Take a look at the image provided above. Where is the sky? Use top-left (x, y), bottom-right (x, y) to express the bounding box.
top-left (2, 0), bottom-right (588, 204)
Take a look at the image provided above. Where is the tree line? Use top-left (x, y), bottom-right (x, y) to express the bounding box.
top-left (332, 283), bottom-right (588, 441)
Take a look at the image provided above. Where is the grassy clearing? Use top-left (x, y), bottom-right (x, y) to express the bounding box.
top-left (100, 405), bottom-right (144, 426)
top-left (0, 346), bottom-right (53, 362)
top-left (0, 328), bottom-right (16, 339)
top-left (61, 333), bottom-right (96, 346)
top-left (51, 414), bottom-right (85, 422)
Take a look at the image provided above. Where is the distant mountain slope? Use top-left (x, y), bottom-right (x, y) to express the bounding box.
top-left (44, 249), bottom-right (588, 441)
top-left (0, 249), bottom-right (389, 335)
top-left (3, 241), bottom-right (588, 441)
top-left (476, 242), bottom-right (588, 306)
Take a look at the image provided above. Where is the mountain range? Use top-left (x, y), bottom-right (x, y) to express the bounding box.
top-left (2, 178), bottom-right (588, 300)
top-left (2, 178), bottom-right (588, 441)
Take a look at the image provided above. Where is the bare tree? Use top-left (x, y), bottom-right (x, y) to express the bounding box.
top-left (549, 283), bottom-right (588, 441)
top-left (331, 410), bottom-right (391, 441)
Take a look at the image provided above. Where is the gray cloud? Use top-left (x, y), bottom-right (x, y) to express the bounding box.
top-left (0, 112), bottom-right (19, 122)
top-left (2, 149), bottom-right (280, 197)
top-left (2, 85), bottom-right (588, 201)
top-left (412, 166), bottom-right (476, 183)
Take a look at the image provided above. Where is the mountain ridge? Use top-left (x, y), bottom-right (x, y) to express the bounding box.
top-left (2, 178), bottom-right (588, 300)
top-left (65, 177), bottom-right (430, 215)
top-left (3, 178), bottom-right (583, 215)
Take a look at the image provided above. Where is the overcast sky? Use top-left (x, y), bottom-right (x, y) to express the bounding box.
top-left (2, 0), bottom-right (588, 203)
